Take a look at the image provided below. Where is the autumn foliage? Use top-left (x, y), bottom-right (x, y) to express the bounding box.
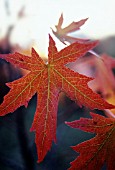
top-left (0, 14), bottom-right (115, 170)
top-left (66, 113), bottom-right (115, 170)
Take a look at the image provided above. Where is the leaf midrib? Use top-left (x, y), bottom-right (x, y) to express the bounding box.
top-left (84, 124), bottom-right (115, 169)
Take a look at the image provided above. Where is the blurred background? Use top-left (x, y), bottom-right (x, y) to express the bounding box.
top-left (0, 0), bottom-right (115, 55)
top-left (0, 0), bottom-right (115, 170)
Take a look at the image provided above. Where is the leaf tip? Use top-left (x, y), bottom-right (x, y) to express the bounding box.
top-left (91, 40), bottom-right (99, 47)
top-left (60, 12), bottom-right (63, 17)
top-left (31, 47), bottom-right (36, 54)
top-left (37, 157), bottom-right (43, 163)
top-left (49, 33), bottom-right (52, 39)
top-left (65, 121), bottom-right (68, 125)
top-left (65, 121), bottom-right (72, 127)
top-left (85, 17), bottom-right (89, 21)
top-left (49, 34), bottom-right (54, 42)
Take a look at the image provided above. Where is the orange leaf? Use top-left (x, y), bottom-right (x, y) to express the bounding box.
top-left (0, 35), bottom-right (114, 162)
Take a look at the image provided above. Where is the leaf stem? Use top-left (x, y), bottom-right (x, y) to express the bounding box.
top-left (89, 50), bottom-right (100, 58)
top-left (104, 109), bottom-right (115, 118)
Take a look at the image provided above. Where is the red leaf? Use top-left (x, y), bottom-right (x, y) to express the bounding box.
top-left (66, 113), bottom-right (115, 170)
top-left (51, 13), bottom-right (89, 44)
top-left (0, 35), bottom-right (114, 162)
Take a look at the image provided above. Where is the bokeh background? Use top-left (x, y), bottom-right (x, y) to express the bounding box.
top-left (0, 0), bottom-right (115, 55)
top-left (0, 0), bottom-right (115, 170)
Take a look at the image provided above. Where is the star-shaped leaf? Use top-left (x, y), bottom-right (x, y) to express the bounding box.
top-left (0, 35), bottom-right (114, 162)
top-left (51, 13), bottom-right (89, 44)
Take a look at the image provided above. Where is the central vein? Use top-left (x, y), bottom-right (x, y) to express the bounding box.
top-left (41, 64), bottom-right (51, 149)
